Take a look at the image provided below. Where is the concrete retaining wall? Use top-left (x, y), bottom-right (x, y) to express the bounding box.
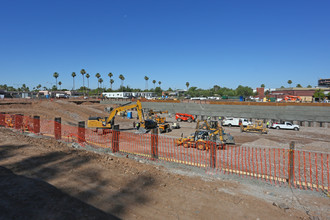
top-left (101, 100), bottom-right (330, 123)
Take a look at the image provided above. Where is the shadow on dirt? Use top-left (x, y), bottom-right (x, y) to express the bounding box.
top-left (0, 144), bottom-right (29, 162)
top-left (0, 166), bottom-right (119, 220)
top-left (0, 143), bottom-right (156, 218)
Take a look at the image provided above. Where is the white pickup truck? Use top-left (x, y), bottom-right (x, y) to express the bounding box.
top-left (271, 122), bottom-right (300, 131)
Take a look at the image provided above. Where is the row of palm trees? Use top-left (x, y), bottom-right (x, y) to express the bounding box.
top-left (144, 76), bottom-right (162, 90)
top-left (54, 70), bottom-right (166, 93)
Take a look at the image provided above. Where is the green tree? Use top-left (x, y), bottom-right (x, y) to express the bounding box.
top-left (287, 80), bottom-right (292, 87)
top-left (186, 82), bottom-right (190, 90)
top-left (158, 81), bottom-right (161, 89)
top-left (307, 85), bottom-right (312, 88)
top-left (71, 72), bottom-right (76, 90)
top-left (280, 86), bottom-right (285, 88)
top-left (144, 76), bottom-right (149, 90)
top-left (152, 80), bottom-right (156, 89)
top-left (313, 89), bottom-right (325, 101)
top-left (80, 69), bottom-right (86, 94)
top-left (235, 85), bottom-right (253, 97)
top-left (36, 84), bottom-right (42, 90)
top-left (58, 81), bottom-right (62, 90)
top-left (261, 84), bottom-right (265, 88)
top-left (296, 84), bottom-right (302, 88)
top-left (53, 72), bottom-right (59, 90)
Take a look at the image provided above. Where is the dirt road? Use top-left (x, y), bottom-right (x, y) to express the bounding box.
top-left (1, 128), bottom-right (329, 219)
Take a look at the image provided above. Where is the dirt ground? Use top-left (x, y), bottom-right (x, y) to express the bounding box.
top-left (0, 99), bottom-right (329, 219)
top-left (1, 127), bottom-right (330, 219)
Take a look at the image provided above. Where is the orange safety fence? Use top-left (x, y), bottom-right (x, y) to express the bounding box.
top-left (0, 113), bottom-right (329, 193)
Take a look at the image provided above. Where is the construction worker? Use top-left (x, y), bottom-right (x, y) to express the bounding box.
top-left (266, 121), bottom-right (270, 128)
top-left (136, 122), bottom-right (140, 130)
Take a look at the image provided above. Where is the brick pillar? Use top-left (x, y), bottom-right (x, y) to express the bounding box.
top-left (15, 114), bottom-right (23, 130)
top-left (151, 128), bottom-right (158, 160)
top-left (111, 125), bottom-right (120, 153)
top-left (0, 112), bottom-right (5, 127)
top-left (33, 116), bottom-right (40, 133)
top-left (54, 117), bottom-right (61, 140)
top-left (78, 121), bottom-right (85, 143)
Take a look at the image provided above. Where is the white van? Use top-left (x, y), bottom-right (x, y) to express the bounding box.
top-left (222, 118), bottom-right (251, 127)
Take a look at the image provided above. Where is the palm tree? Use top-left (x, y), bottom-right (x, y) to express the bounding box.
top-left (158, 81), bottom-right (161, 88)
top-left (296, 84), bottom-right (302, 88)
top-left (53, 72), bottom-right (59, 90)
top-left (71, 72), bottom-right (76, 90)
top-left (108, 72), bottom-right (113, 88)
top-left (144, 76), bottom-right (149, 90)
top-left (80, 69), bottom-right (86, 94)
top-left (86, 73), bottom-right (90, 91)
top-left (98, 78), bottom-right (103, 93)
top-left (287, 80), bottom-right (292, 87)
top-left (186, 82), bottom-right (190, 90)
top-left (36, 84), bottom-right (42, 90)
top-left (261, 84), bottom-right (265, 88)
top-left (95, 73), bottom-right (101, 95)
top-left (119, 74), bottom-right (125, 91)
top-left (152, 80), bottom-right (156, 89)
top-left (110, 79), bottom-right (114, 90)
top-left (58, 81), bottom-right (62, 90)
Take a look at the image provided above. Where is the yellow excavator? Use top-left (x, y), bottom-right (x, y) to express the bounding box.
top-left (177, 120), bottom-right (235, 150)
top-left (87, 100), bottom-right (157, 133)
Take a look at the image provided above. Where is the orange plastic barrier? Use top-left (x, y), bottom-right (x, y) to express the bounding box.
top-left (0, 113), bottom-right (329, 193)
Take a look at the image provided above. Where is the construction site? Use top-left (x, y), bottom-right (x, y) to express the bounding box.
top-left (0, 98), bottom-right (330, 219)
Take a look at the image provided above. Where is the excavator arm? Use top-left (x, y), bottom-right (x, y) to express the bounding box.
top-left (105, 101), bottom-right (142, 125)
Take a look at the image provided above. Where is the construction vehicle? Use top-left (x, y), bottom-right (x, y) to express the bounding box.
top-left (87, 100), bottom-right (157, 133)
top-left (176, 120), bottom-right (235, 150)
top-left (284, 95), bottom-right (302, 102)
top-left (175, 113), bottom-right (196, 122)
top-left (147, 110), bottom-right (172, 133)
top-left (240, 120), bottom-right (268, 134)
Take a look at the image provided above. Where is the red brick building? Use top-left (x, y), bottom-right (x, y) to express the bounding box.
top-left (270, 87), bottom-right (330, 102)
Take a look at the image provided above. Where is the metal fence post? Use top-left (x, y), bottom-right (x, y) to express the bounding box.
top-left (111, 125), bottom-right (120, 153)
top-left (210, 137), bottom-right (217, 168)
top-left (54, 117), bottom-right (61, 140)
top-left (0, 113), bottom-right (5, 127)
top-left (151, 128), bottom-right (158, 160)
top-left (288, 141), bottom-right (295, 186)
top-left (33, 116), bottom-right (40, 133)
top-left (78, 121), bottom-right (85, 143)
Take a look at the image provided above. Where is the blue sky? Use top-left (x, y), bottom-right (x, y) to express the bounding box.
top-left (0, 0), bottom-right (329, 90)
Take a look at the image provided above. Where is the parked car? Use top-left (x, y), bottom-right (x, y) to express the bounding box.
top-left (270, 122), bottom-right (300, 131)
top-left (222, 118), bottom-right (251, 127)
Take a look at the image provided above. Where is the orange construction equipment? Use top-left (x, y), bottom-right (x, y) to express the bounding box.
top-left (284, 95), bottom-right (301, 102)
